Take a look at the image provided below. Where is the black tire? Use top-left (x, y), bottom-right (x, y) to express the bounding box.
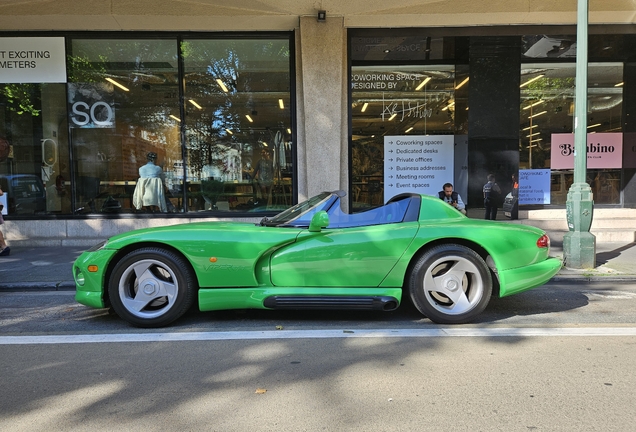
top-left (408, 244), bottom-right (492, 324)
top-left (108, 247), bottom-right (196, 328)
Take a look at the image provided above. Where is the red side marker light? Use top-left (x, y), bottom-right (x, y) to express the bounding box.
top-left (536, 234), bottom-right (550, 249)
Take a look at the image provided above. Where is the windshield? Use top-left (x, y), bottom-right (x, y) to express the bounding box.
top-left (261, 191), bottom-right (342, 227)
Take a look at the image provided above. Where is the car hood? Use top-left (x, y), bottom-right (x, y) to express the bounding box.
top-left (104, 220), bottom-right (300, 249)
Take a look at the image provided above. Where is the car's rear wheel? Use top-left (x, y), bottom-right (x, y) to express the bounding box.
top-left (409, 244), bottom-right (492, 324)
top-left (108, 247), bottom-right (196, 328)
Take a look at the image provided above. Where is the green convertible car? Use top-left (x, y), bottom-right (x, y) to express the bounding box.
top-left (74, 191), bottom-right (562, 328)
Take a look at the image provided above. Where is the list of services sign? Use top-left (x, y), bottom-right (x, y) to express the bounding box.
top-left (384, 135), bottom-right (454, 202)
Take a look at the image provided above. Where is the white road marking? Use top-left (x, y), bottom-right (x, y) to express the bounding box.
top-left (2, 327), bottom-right (636, 345)
top-left (582, 290), bottom-right (636, 299)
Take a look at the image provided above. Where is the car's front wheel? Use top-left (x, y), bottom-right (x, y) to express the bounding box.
top-left (409, 244), bottom-right (492, 324)
top-left (108, 247), bottom-right (196, 328)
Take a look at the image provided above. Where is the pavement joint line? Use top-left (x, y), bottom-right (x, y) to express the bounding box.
top-left (2, 327), bottom-right (636, 344)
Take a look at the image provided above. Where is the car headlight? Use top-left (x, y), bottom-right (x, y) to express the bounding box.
top-left (74, 266), bottom-right (85, 286)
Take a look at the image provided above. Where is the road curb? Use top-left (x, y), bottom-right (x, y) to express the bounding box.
top-left (0, 281), bottom-right (76, 292)
top-left (550, 275), bottom-right (636, 283)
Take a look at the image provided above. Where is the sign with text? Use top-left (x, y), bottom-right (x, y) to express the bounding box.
top-left (68, 83), bottom-right (116, 129)
top-left (518, 169), bottom-right (551, 205)
top-left (551, 133), bottom-right (623, 169)
top-left (0, 37), bottom-right (66, 83)
top-left (351, 36), bottom-right (433, 61)
top-left (384, 135), bottom-right (454, 202)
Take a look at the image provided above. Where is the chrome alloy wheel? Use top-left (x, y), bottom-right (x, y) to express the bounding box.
top-left (117, 258), bottom-right (179, 319)
top-left (422, 255), bottom-right (484, 316)
top-left (409, 244), bottom-right (492, 324)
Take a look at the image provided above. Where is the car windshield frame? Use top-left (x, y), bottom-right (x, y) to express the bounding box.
top-left (260, 191), bottom-right (420, 229)
top-left (260, 191), bottom-right (342, 227)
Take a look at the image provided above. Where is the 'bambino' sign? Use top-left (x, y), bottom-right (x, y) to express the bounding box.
top-left (550, 133), bottom-right (623, 169)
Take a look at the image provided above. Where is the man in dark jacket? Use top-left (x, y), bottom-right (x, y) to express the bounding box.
top-left (483, 174), bottom-right (502, 220)
top-left (438, 182), bottom-right (466, 215)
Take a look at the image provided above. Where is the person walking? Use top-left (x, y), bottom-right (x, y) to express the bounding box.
top-left (483, 174), bottom-right (502, 220)
top-left (0, 185), bottom-right (9, 256)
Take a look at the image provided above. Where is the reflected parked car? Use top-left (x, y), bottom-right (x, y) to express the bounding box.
top-left (0, 174), bottom-right (47, 214)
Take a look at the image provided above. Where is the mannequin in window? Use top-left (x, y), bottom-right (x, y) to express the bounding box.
top-left (133, 152), bottom-right (167, 212)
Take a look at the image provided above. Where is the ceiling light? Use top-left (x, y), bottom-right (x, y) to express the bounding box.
top-left (216, 79), bottom-right (229, 93)
top-left (415, 77), bottom-right (431, 91)
top-left (246, 114), bottom-right (253, 122)
top-left (587, 123), bottom-right (602, 129)
top-left (526, 132), bottom-right (540, 138)
top-left (455, 77), bottom-right (469, 90)
top-left (523, 100), bottom-right (544, 110)
top-left (169, 115), bottom-right (181, 122)
top-left (405, 127), bottom-right (414, 133)
top-left (225, 129), bottom-right (233, 135)
top-left (442, 101), bottom-right (455, 111)
top-left (105, 77), bottom-right (129, 92)
top-left (615, 82), bottom-right (624, 87)
top-left (528, 110), bottom-right (547, 119)
top-left (361, 102), bottom-right (369, 112)
top-left (287, 128), bottom-right (291, 134)
top-left (522, 124), bottom-right (538, 131)
top-left (189, 99), bottom-right (202, 109)
top-left (388, 113), bottom-right (397, 121)
top-left (520, 74), bottom-right (544, 88)
top-left (278, 99), bottom-right (284, 109)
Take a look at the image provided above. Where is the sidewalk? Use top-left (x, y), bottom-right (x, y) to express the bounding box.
top-left (0, 239), bottom-right (635, 291)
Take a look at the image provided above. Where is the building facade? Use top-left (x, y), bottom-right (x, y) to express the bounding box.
top-left (1, 1), bottom-right (635, 245)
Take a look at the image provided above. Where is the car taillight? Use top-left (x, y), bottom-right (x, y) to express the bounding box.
top-left (536, 234), bottom-right (550, 248)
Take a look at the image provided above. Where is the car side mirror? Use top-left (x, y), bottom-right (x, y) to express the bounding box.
top-left (309, 211), bottom-right (330, 232)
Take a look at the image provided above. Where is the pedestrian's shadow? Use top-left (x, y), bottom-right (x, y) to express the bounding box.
top-left (596, 242), bottom-right (636, 265)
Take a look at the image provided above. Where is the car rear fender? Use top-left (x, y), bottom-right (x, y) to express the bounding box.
top-left (380, 235), bottom-right (497, 290)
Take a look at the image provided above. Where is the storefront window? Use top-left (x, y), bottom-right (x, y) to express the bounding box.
top-left (351, 65), bottom-right (457, 210)
top-left (519, 59), bottom-right (623, 204)
top-left (68, 38), bottom-right (182, 214)
top-left (1, 83), bottom-right (68, 215)
top-left (181, 38), bottom-right (293, 212)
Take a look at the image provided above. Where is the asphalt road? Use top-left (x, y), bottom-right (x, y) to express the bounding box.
top-left (2, 281), bottom-right (636, 431)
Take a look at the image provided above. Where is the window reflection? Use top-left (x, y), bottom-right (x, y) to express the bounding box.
top-left (519, 61), bottom-right (623, 205)
top-left (181, 38), bottom-right (293, 212)
top-left (350, 65), bottom-right (457, 210)
top-left (68, 38), bottom-right (182, 214)
top-left (0, 83), bottom-right (69, 215)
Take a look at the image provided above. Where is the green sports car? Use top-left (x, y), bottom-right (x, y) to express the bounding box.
top-left (74, 191), bottom-right (562, 328)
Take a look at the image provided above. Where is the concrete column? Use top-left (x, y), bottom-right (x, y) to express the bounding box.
top-left (297, 16), bottom-right (348, 200)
